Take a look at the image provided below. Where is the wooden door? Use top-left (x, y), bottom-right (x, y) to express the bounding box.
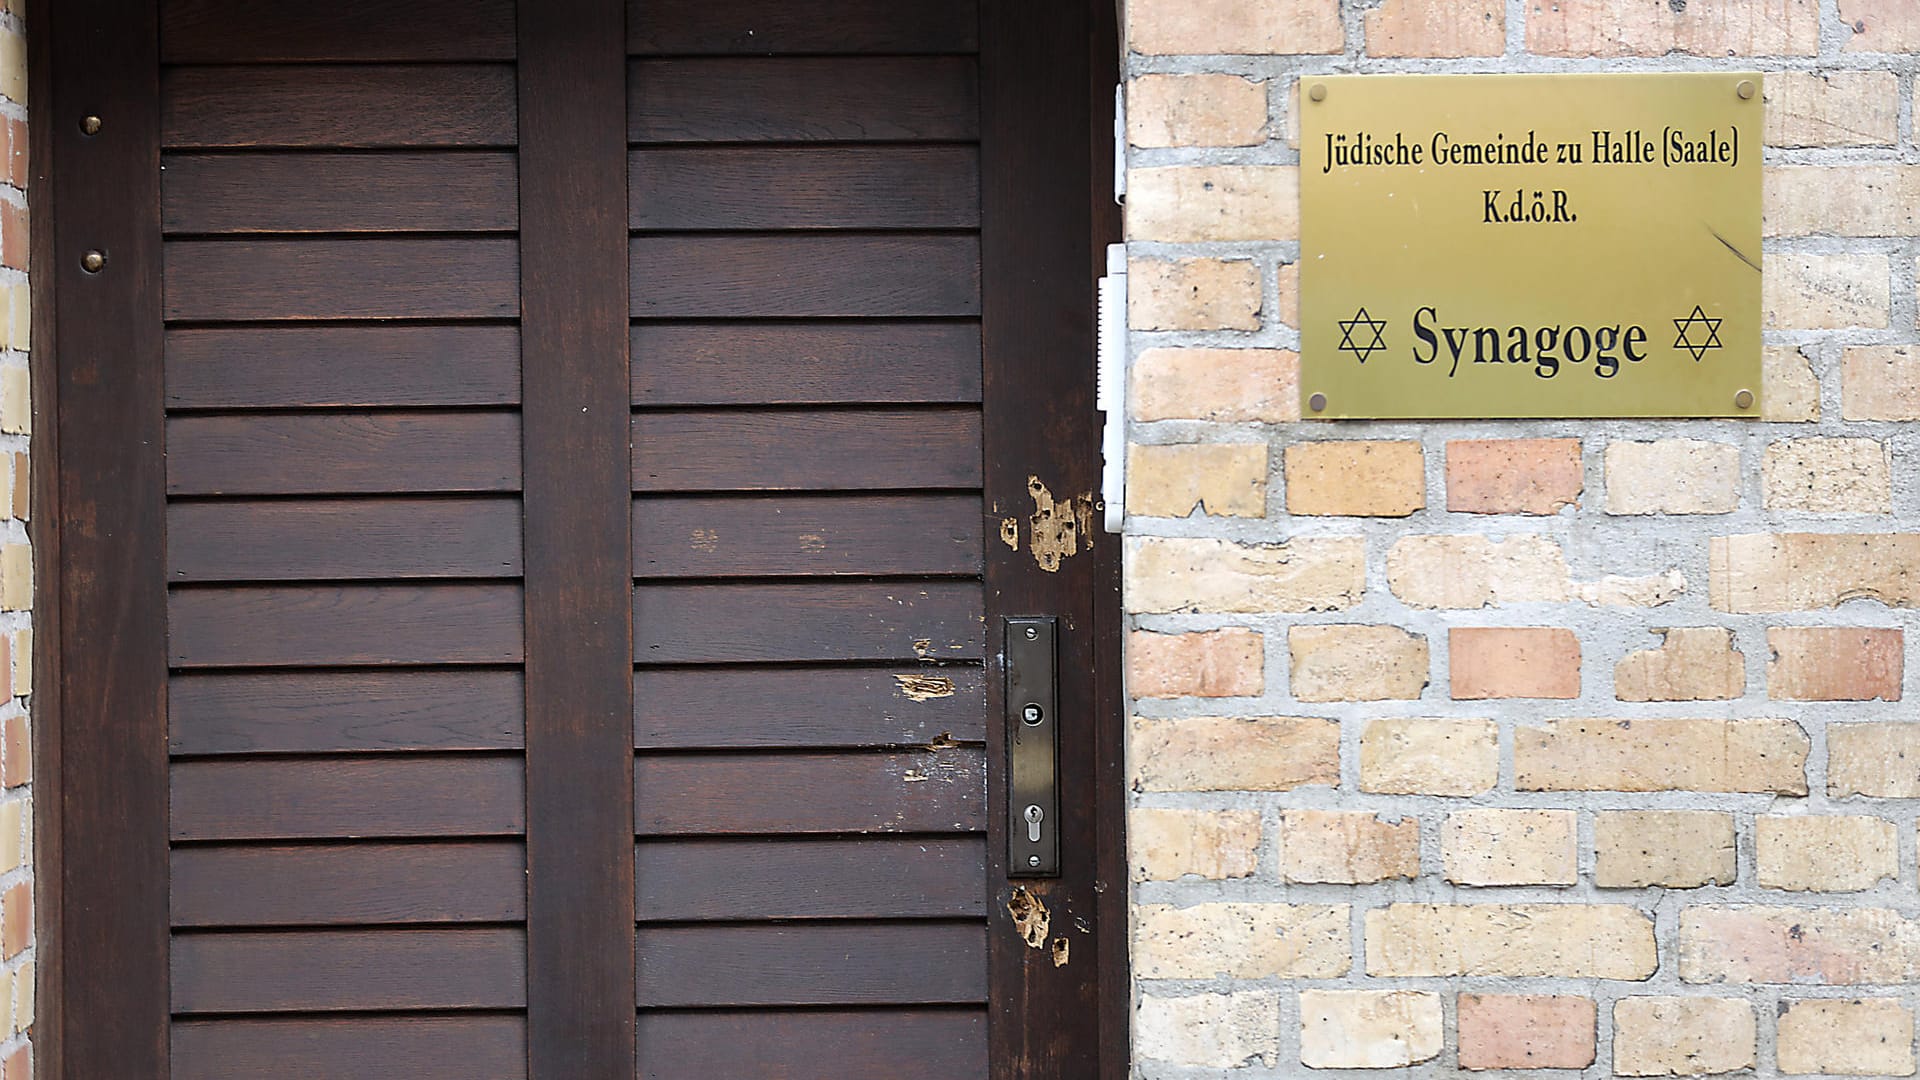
top-left (35, 1), bottom-right (1122, 1077)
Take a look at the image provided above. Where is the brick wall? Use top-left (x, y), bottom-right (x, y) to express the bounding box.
top-left (1122, 1), bottom-right (1920, 1075)
top-left (0, 5), bottom-right (26, 1078)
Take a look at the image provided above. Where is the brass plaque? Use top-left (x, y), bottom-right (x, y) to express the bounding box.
top-left (1300, 73), bottom-right (1761, 419)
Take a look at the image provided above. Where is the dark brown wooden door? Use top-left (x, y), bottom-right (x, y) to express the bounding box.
top-left (37, 1), bottom-right (1121, 1078)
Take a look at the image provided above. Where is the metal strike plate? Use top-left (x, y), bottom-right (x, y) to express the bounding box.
top-left (1006, 616), bottom-right (1060, 877)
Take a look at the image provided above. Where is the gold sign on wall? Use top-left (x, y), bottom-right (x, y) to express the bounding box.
top-left (1300, 73), bottom-right (1761, 419)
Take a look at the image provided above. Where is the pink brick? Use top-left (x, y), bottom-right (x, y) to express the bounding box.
top-left (1451, 628), bottom-right (1580, 700)
top-left (1446, 438), bottom-right (1583, 515)
top-left (1458, 994), bottom-right (1596, 1071)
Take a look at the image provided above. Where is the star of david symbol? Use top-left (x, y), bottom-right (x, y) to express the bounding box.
top-left (1672, 304), bottom-right (1724, 362)
top-left (1337, 307), bottom-right (1388, 364)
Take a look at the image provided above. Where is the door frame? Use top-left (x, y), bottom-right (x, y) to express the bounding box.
top-left (28, 2), bottom-right (1128, 1075)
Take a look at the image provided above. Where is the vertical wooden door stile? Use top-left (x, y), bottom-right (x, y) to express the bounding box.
top-left (518, 0), bottom-right (638, 1076)
top-left (980, 0), bottom-right (1108, 1075)
top-left (47, 2), bottom-right (171, 1076)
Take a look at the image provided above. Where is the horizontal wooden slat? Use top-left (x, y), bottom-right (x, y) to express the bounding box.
top-left (635, 923), bottom-right (986, 1006)
top-left (168, 498), bottom-right (522, 581)
top-left (635, 837), bottom-right (984, 920)
top-left (166, 325), bottom-right (521, 409)
top-left (630, 147), bottom-right (977, 231)
top-left (634, 750), bottom-right (985, 834)
top-left (630, 57), bottom-right (977, 143)
top-left (172, 928), bottom-right (527, 1013)
top-left (630, 323), bottom-right (980, 406)
top-left (163, 65), bottom-right (517, 148)
top-left (627, 0), bottom-right (979, 54)
top-left (163, 0), bottom-right (516, 62)
top-left (170, 670), bottom-right (525, 755)
top-left (172, 757), bottom-right (526, 840)
top-left (172, 842), bottom-right (526, 926)
top-left (167, 413), bottom-right (521, 496)
top-left (633, 494), bottom-right (981, 577)
top-left (169, 584), bottom-right (524, 667)
top-left (635, 1010), bottom-right (985, 1080)
top-left (635, 665), bottom-right (986, 748)
top-left (631, 235), bottom-right (978, 318)
top-left (164, 238), bottom-right (519, 321)
top-left (163, 152), bottom-right (518, 234)
top-left (634, 581), bottom-right (983, 663)
top-left (632, 408), bottom-right (980, 492)
top-left (173, 1017), bottom-right (527, 1080)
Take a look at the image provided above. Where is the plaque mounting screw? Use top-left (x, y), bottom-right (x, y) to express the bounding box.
top-left (80, 115), bottom-right (102, 136)
top-left (1308, 84), bottom-right (1327, 103)
top-left (1308, 392), bottom-right (1327, 413)
top-left (80, 250), bottom-right (106, 273)
top-left (1734, 388), bottom-right (1754, 410)
top-left (1736, 80), bottom-right (1755, 100)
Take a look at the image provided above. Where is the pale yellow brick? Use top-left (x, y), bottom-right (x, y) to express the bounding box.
top-left (1134, 902), bottom-right (1350, 979)
top-left (1, 281), bottom-right (24, 352)
top-left (0, 368), bottom-right (25, 436)
top-left (1127, 74), bottom-right (1267, 148)
top-left (1124, 535), bottom-right (1364, 615)
top-left (1131, 347), bottom-right (1298, 423)
top-left (1595, 810), bottom-right (1736, 888)
top-left (1763, 437), bottom-right (1892, 514)
top-left (1365, 903), bottom-right (1657, 978)
top-left (1127, 257), bottom-right (1261, 332)
top-left (1137, 991), bottom-right (1280, 1068)
top-left (1764, 253), bottom-right (1890, 329)
top-left (1831, 723), bottom-right (1920, 798)
top-left (1130, 715), bottom-right (1339, 792)
top-left (1130, 808), bottom-right (1262, 882)
top-left (1710, 532), bottom-right (1920, 612)
top-left (1515, 718), bottom-right (1809, 794)
top-left (1757, 815), bottom-right (1897, 892)
top-left (1275, 261), bottom-right (1298, 328)
top-left (12, 959), bottom-right (30, 1035)
top-left (13, 628), bottom-right (29, 695)
top-left (1681, 906), bottom-right (1920, 984)
top-left (1126, 166), bottom-right (1298, 243)
top-left (1762, 345), bottom-right (1820, 422)
top-left (1528, 0), bottom-right (1817, 56)
top-left (1285, 440), bottom-right (1425, 517)
top-left (1279, 809), bottom-right (1419, 884)
top-left (1767, 165), bottom-right (1920, 237)
top-left (1765, 71), bottom-right (1899, 147)
top-left (1289, 624), bottom-right (1428, 702)
top-left (0, 544), bottom-right (28, 612)
top-left (1127, 0), bottom-right (1343, 55)
top-left (1604, 439), bottom-right (1738, 515)
top-left (1126, 443), bottom-right (1267, 518)
top-left (1299, 990), bottom-right (1443, 1069)
top-left (1613, 997), bottom-right (1756, 1078)
top-left (1443, 809), bottom-right (1576, 887)
top-left (1359, 718), bottom-right (1495, 797)
top-left (0, 31), bottom-right (23, 107)
top-left (1840, 0), bottom-right (1920, 52)
top-left (1364, 0), bottom-right (1502, 56)
top-left (1844, 345), bottom-right (1920, 420)
top-left (0, 799), bottom-right (21, 874)
top-left (1776, 999), bottom-right (1914, 1076)
top-left (1386, 534), bottom-right (1570, 609)
top-left (1615, 628), bottom-right (1744, 702)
